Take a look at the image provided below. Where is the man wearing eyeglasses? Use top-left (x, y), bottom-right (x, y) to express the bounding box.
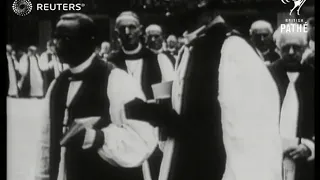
top-left (269, 26), bottom-right (314, 180)
top-left (35, 13), bottom-right (158, 180)
top-left (250, 20), bottom-right (280, 65)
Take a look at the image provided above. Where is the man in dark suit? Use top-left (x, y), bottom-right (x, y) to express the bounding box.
top-left (269, 27), bottom-right (314, 180)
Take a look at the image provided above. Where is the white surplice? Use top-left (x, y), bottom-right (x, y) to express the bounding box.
top-left (7, 54), bottom-right (19, 96)
top-left (18, 54), bottom-right (44, 97)
top-left (39, 51), bottom-right (69, 78)
top-left (218, 36), bottom-right (283, 180)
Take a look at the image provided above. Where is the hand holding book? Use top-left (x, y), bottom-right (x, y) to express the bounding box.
top-left (60, 117), bottom-right (101, 147)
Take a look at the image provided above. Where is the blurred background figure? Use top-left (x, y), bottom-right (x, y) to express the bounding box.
top-left (302, 17), bottom-right (314, 67)
top-left (250, 20), bottom-right (280, 65)
top-left (18, 45), bottom-right (44, 98)
top-left (7, 44), bottom-right (20, 97)
top-left (177, 36), bottom-right (187, 51)
top-left (39, 40), bottom-right (68, 94)
top-left (145, 24), bottom-right (165, 53)
top-left (165, 34), bottom-right (179, 58)
top-left (99, 41), bottom-right (111, 62)
top-left (145, 24), bottom-right (176, 66)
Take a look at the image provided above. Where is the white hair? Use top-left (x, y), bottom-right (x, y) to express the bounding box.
top-left (274, 23), bottom-right (308, 48)
top-left (249, 20), bottom-right (273, 35)
top-left (145, 24), bottom-right (162, 35)
top-left (167, 35), bottom-right (177, 42)
top-left (115, 11), bottom-right (140, 29)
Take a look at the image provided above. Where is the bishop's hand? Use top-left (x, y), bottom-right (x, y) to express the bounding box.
top-left (283, 144), bottom-right (311, 160)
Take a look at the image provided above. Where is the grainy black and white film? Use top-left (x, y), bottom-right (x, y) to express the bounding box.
top-left (7, 0), bottom-right (315, 180)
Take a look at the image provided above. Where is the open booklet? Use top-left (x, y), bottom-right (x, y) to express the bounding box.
top-left (60, 117), bottom-right (101, 146)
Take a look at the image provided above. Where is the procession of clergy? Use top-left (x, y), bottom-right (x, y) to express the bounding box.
top-left (6, 8), bottom-right (314, 180)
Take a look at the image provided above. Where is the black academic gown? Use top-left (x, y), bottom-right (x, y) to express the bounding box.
top-left (268, 60), bottom-right (314, 180)
top-left (125, 22), bottom-right (229, 180)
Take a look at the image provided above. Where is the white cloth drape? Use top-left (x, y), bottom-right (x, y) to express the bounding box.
top-left (218, 36), bottom-right (283, 180)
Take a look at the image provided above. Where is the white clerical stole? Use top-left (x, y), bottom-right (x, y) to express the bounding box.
top-left (280, 72), bottom-right (300, 139)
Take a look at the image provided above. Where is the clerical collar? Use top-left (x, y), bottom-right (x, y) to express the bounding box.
top-left (70, 53), bottom-right (95, 74)
top-left (287, 72), bottom-right (299, 82)
top-left (150, 46), bottom-right (163, 54)
top-left (167, 47), bottom-right (175, 52)
top-left (122, 43), bottom-right (142, 55)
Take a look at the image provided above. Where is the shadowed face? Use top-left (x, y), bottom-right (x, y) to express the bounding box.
top-left (53, 18), bottom-right (95, 66)
top-left (167, 36), bottom-right (177, 49)
top-left (146, 30), bottom-right (163, 50)
top-left (116, 19), bottom-right (142, 51)
top-left (251, 29), bottom-right (273, 53)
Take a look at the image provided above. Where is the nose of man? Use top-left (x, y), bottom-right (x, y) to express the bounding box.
top-left (125, 27), bottom-right (130, 35)
top-left (289, 47), bottom-right (295, 55)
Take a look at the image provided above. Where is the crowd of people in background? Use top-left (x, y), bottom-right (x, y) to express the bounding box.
top-left (6, 7), bottom-right (314, 180)
top-left (7, 16), bottom-right (315, 100)
top-left (7, 28), bottom-right (188, 99)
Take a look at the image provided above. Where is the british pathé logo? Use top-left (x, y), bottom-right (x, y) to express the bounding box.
top-left (281, 0), bottom-right (307, 16)
top-left (12, 0), bottom-right (85, 16)
top-left (12, 0), bottom-right (33, 16)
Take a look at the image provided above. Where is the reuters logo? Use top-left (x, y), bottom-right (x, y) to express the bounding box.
top-left (12, 0), bottom-right (33, 16)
